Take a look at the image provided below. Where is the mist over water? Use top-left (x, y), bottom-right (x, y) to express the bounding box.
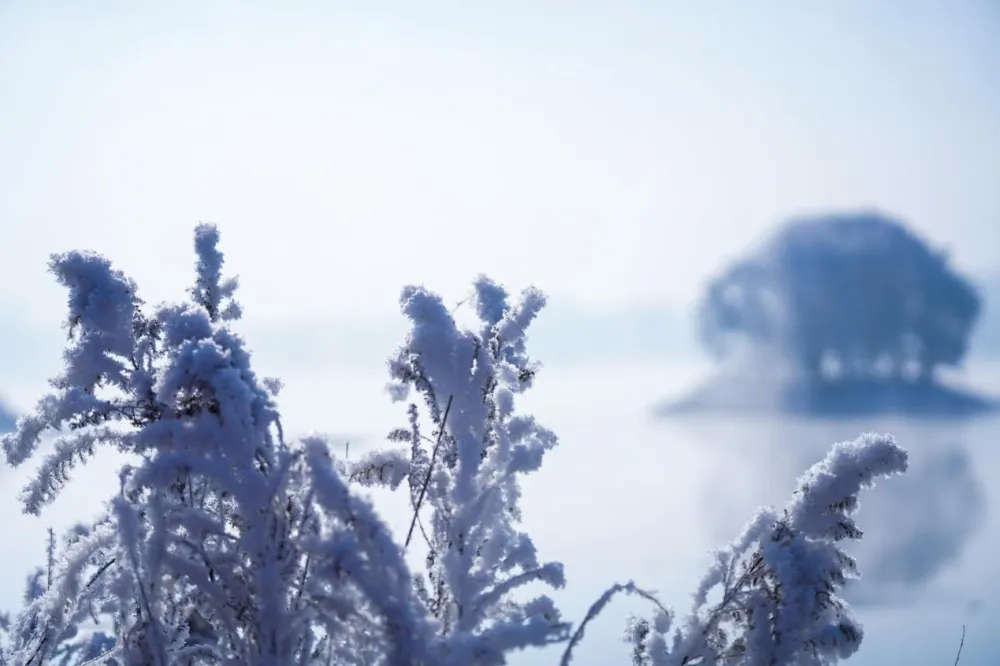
top-left (509, 381), bottom-right (1000, 666)
top-left (516, 358), bottom-right (1000, 665)
top-left (2, 357), bottom-right (997, 664)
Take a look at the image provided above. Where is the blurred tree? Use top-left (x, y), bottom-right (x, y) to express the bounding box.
top-left (698, 212), bottom-right (982, 383)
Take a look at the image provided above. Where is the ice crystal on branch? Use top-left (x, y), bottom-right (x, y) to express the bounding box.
top-left (361, 275), bottom-right (569, 660)
top-left (189, 223), bottom-right (242, 323)
top-left (618, 433), bottom-right (908, 666)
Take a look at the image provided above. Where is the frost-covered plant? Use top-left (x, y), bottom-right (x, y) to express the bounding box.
top-left (1, 223), bottom-right (909, 666)
top-left (346, 277), bottom-right (569, 663)
top-left (600, 433), bottom-right (908, 666)
top-left (0, 225), bottom-right (434, 666)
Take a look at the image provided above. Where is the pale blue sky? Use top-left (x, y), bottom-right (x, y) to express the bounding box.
top-left (3, 0), bottom-right (999, 410)
top-left (2, 1), bottom-right (998, 321)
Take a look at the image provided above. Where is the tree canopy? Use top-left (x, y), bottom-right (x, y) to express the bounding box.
top-left (699, 212), bottom-right (982, 383)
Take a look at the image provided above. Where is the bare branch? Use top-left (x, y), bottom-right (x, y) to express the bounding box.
top-left (405, 394), bottom-right (453, 549)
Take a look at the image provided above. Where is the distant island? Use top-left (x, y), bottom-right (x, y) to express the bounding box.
top-left (659, 212), bottom-right (999, 418)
